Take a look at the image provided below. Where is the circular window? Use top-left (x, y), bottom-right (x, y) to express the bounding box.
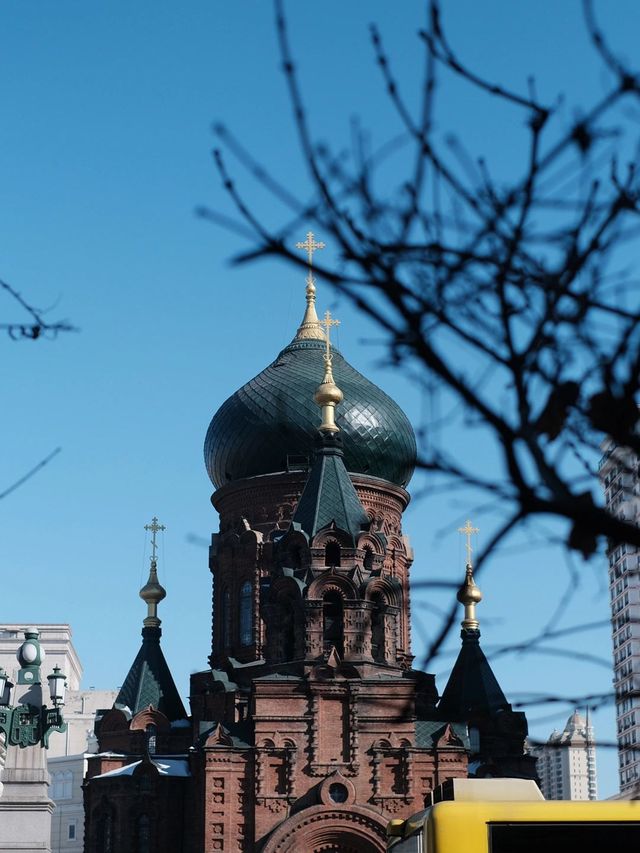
top-left (328, 782), bottom-right (349, 803)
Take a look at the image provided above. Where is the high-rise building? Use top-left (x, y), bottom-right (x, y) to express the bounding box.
top-left (530, 711), bottom-right (597, 800)
top-left (599, 439), bottom-right (640, 793)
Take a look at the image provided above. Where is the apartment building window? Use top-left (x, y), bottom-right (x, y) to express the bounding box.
top-left (51, 770), bottom-right (73, 800)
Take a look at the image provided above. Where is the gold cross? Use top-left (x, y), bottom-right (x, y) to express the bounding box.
top-left (458, 519), bottom-right (479, 567)
top-left (296, 231), bottom-right (325, 267)
top-left (320, 309), bottom-right (340, 359)
top-left (144, 516), bottom-right (166, 562)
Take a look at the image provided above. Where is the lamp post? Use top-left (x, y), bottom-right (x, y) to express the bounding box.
top-left (0, 628), bottom-right (67, 749)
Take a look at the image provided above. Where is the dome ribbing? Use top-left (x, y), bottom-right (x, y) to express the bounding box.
top-left (204, 337), bottom-right (416, 489)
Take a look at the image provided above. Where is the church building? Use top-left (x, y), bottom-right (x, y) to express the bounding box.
top-left (83, 234), bottom-right (535, 852)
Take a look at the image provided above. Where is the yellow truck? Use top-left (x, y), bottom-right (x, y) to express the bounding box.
top-left (386, 778), bottom-right (640, 852)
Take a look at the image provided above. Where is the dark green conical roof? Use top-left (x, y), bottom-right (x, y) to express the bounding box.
top-left (437, 629), bottom-right (509, 721)
top-left (292, 431), bottom-right (370, 542)
top-left (115, 627), bottom-right (186, 722)
top-left (204, 338), bottom-right (416, 489)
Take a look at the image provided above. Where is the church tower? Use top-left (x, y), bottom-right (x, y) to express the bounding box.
top-left (82, 233), bottom-right (534, 853)
top-left (83, 518), bottom-right (193, 852)
top-left (437, 537), bottom-right (538, 780)
top-left (188, 234), bottom-right (468, 852)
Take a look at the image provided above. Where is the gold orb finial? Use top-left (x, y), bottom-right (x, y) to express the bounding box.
top-left (457, 520), bottom-right (481, 630)
top-left (140, 516), bottom-right (167, 628)
top-left (314, 310), bottom-right (343, 432)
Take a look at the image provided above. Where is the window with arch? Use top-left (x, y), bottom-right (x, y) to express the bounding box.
top-left (363, 547), bottom-right (375, 571)
top-left (51, 769), bottom-right (73, 800)
top-left (97, 811), bottom-right (114, 853)
top-left (277, 595), bottom-right (296, 661)
top-left (240, 580), bottom-right (252, 646)
top-left (136, 815), bottom-right (150, 853)
top-left (146, 724), bottom-right (157, 755)
top-left (325, 541), bottom-right (341, 567)
top-left (289, 543), bottom-right (303, 569)
top-left (323, 590), bottom-right (344, 656)
top-left (370, 592), bottom-right (386, 663)
top-left (222, 587), bottom-right (231, 648)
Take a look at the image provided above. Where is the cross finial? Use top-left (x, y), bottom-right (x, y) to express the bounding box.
top-left (296, 230), bottom-right (325, 268)
top-left (320, 309), bottom-right (340, 362)
top-left (292, 231), bottom-right (327, 343)
top-left (458, 519), bottom-right (479, 567)
top-left (144, 516), bottom-right (166, 563)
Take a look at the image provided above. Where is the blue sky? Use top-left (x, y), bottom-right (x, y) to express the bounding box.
top-left (2, 1), bottom-right (638, 796)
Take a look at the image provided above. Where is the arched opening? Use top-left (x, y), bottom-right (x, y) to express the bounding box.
top-left (289, 544), bottom-right (303, 569)
top-left (278, 596), bottom-right (296, 661)
top-left (363, 547), bottom-right (375, 571)
top-left (370, 592), bottom-right (386, 663)
top-left (323, 591), bottom-right (344, 656)
top-left (325, 541), bottom-right (341, 567)
top-left (96, 811), bottom-right (114, 853)
top-left (239, 580), bottom-right (252, 646)
top-left (260, 805), bottom-right (387, 853)
top-left (222, 587), bottom-right (231, 649)
top-left (145, 724), bottom-right (157, 755)
top-left (136, 814), bottom-right (150, 853)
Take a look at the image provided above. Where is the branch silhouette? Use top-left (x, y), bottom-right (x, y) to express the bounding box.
top-left (205, 0), bottom-right (640, 723)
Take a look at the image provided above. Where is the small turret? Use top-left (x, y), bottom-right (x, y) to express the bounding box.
top-left (113, 516), bottom-right (186, 721)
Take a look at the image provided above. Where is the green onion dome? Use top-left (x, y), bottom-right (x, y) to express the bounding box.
top-left (204, 335), bottom-right (417, 490)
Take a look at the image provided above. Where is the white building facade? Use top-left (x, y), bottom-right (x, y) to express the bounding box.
top-left (532, 711), bottom-right (597, 800)
top-left (599, 440), bottom-right (640, 792)
top-left (0, 625), bottom-right (117, 853)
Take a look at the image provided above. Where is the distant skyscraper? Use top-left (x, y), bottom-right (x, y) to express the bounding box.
top-left (599, 439), bottom-right (640, 793)
top-left (531, 711), bottom-right (597, 800)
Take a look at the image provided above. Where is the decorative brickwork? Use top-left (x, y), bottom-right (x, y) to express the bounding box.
top-left (189, 465), bottom-right (468, 851)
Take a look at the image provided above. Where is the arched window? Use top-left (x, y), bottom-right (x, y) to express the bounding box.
top-left (370, 592), bottom-right (385, 663)
top-left (137, 815), bottom-right (150, 853)
top-left (290, 545), bottom-right (302, 569)
top-left (363, 547), bottom-right (374, 571)
top-left (51, 770), bottom-right (73, 799)
top-left (97, 811), bottom-right (113, 853)
top-left (278, 596), bottom-right (296, 661)
top-left (323, 591), bottom-right (344, 656)
top-left (222, 588), bottom-right (231, 648)
top-left (146, 724), bottom-right (157, 755)
top-left (240, 581), bottom-right (252, 646)
top-left (325, 541), bottom-right (341, 567)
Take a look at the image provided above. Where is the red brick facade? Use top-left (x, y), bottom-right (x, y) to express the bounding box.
top-left (186, 469), bottom-right (468, 852)
top-left (83, 472), bottom-right (468, 852)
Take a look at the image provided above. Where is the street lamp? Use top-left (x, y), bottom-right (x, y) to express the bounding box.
top-left (47, 665), bottom-right (67, 707)
top-left (0, 628), bottom-right (67, 748)
top-left (0, 667), bottom-right (9, 704)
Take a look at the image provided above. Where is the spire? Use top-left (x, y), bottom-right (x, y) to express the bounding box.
top-left (437, 519), bottom-right (508, 719)
top-left (314, 310), bottom-right (343, 433)
top-left (140, 516), bottom-right (167, 629)
top-left (114, 516), bottom-right (186, 722)
top-left (294, 230), bottom-right (326, 341)
top-left (291, 315), bottom-right (369, 543)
